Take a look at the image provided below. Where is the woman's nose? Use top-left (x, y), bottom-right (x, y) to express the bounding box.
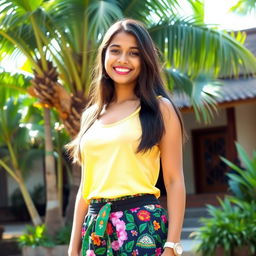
top-left (118, 52), bottom-right (128, 64)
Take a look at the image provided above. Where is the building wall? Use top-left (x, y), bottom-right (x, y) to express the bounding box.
top-left (182, 109), bottom-right (227, 194)
top-left (235, 102), bottom-right (256, 159)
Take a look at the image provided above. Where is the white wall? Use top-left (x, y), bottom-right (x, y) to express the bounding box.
top-left (235, 102), bottom-right (256, 159)
top-left (182, 109), bottom-right (227, 194)
top-left (7, 158), bottom-right (45, 206)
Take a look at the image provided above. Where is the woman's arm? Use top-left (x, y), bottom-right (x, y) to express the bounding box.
top-left (158, 98), bottom-right (186, 256)
top-left (68, 169), bottom-right (89, 256)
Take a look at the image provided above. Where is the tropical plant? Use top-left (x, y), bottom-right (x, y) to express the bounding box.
top-left (193, 144), bottom-right (256, 255)
top-left (0, 97), bottom-right (43, 225)
top-left (0, 72), bottom-right (64, 235)
top-left (18, 224), bottom-right (55, 248)
top-left (193, 199), bottom-right (256, 256)
top-left (1, 0), bottom-right (256, 133)
top-left (18, 223), bottom-right (72, 248)
top-left (220, 143), bottom-right (256, 202)
top-left (231, 0), bottom-right (256, 14)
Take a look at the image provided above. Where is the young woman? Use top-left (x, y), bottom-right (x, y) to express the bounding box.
top-left (67, 19), bottom-right (186, 256)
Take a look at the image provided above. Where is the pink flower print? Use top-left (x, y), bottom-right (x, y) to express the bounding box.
top-left (155, 247), bottom-right (162, 256)
top-left (130, 207), bottom-right (140, 212)
top-left (117, 230), bottom-right (128, 242)
top-left (110, 211), bottom-right (123, 225)
top-left (115, 219), bottom-right (126, 232)
top-left (101, 240), bottom-right (106, 246)
top-left (86, 250), bottom-right (96, 256)
top-left (111, 240), bottom-right (120, 251)
top-left (110, 211), bottom-right (123, 219)
top-left (81, 227), bottom-right (86, 237)
top-left (131, 230), bottom-right (138, 236)
top-left (161, 214), bottom-right (167, 223)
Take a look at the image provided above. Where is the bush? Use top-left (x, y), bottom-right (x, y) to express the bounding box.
top-left (193, 144), bottom-right (256, 256)
top-left (18, 224), bottom-right (72, 248)
top-left (192, 199), bottom-right (256, 255)
top-left (220, 143), bottom-right (256, 202)
top-left (18, 225), bottom-right (55, 248)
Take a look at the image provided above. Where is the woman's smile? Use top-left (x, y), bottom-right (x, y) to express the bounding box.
top-left (113, 66), bottom-right (132, 75)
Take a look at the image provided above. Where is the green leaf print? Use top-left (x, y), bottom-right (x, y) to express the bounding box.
top-left (125, 240), bottom-right (135, 252)
top-left (125, 213), bottom-right (135, 222)
top-left (153, 212), bottom-right (161, 218)
top-left (148, 222), bottom-right (155, 235)
top-left (126, 222), bottom-right (136, 230)
top-left (120, 253), bottom-right (128, 256)
top-left (161, 221), bottom-right (167, 233)
top-left (155, 234), bottom-right (162, 243)
top-left (139, 223), bottom-right (147, 233)
top-left (95, 247), bottom-right (106, 255)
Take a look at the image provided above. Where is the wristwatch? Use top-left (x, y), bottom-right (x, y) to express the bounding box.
top-left (164, 242), bottom-right (183, 255)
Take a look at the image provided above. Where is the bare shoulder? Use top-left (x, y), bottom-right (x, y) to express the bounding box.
top-left (157, 96), bottom-right (177, 120)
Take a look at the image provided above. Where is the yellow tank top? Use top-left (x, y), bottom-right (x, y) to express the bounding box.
top-left (80, 105), bottom-right (161, 204)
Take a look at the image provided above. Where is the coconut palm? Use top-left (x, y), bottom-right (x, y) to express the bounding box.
top-left (1, 0), bottom-right (256, 224)
top-left (1, 0), bottom-right (256, 134)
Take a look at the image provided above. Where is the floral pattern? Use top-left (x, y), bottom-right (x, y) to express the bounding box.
top-left (82, 199), bottom-right (168, 256)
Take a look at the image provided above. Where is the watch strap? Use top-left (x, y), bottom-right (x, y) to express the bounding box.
top-left (164, 241), bottom-right (175, 248)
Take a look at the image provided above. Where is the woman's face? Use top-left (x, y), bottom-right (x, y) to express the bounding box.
top-left (104, 32), bottom-right (141, 88)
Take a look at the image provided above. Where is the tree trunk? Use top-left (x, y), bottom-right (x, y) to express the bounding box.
top-left (64, 164), bottom-right (81, 224)
top-left (44, 108), bottom-right (63, 236)
top-left (19, 177), bottom-right (42, 226)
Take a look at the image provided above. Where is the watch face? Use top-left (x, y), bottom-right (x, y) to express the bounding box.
top-left (174, 243), bottom-right (183, 255)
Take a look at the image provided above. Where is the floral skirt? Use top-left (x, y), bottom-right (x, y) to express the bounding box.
top-left (81, 194), bottom-right (168, 256)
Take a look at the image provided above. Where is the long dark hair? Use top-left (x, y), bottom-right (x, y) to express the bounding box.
top-left (67, 18), bottom-right (185, 164)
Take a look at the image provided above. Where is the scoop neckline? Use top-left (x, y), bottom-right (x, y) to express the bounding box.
top-left (96, 106), bottom-right (141, 127)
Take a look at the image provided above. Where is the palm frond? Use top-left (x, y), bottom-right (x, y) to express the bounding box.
top-left (119, 0), bottom-right (181, 24)
top-left (87, 1), bottom-right (123, 42)
top-left (0, 70), bottom-right (32, 106)
top-left (149, 16), bottom-right (256, 78)
top-left (230, 0), bottom-right (256, 14)
top-left (166, 69), bottom-right (222, 123)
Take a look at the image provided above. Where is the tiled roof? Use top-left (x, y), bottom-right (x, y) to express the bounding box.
top-left (172, 78), bottom-right (256, 108)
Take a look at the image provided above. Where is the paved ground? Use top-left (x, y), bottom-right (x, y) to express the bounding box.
top-left (2, 223), bottom-right (201, 256)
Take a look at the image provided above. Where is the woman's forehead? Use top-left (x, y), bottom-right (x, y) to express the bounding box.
top-left (109, 32), bottom-right (139, 48)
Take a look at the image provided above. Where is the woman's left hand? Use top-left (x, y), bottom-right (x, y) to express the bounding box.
top-left (161, 247), bottom-right (175, 256)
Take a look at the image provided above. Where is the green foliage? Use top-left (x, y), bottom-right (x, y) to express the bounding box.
top-left (230, 0), bottom-right (256, 14)
top-left (192, 199), bottom-right (256, 255)
top-left (18, 224), bottom-right (72, 247)
top-left (54, 224), bottom-right (72, 245)
top-left (220, 143), bottom-right (256, 202)
top-left (18, 225), bottom-right (55, 248)
top-left (1, 0), bottom-right (256, 124)
top-left (193, 144), bottom-right (256, 255)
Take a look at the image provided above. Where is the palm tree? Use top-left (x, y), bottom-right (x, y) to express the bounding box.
top-left (0, 95), bottom-right (43, 226)
top-left (1, 0), bottom-right (256, 132)
top-left (1, 0), bottom-right (256, 222)
top-left (0, 1), bottom-right (64, 235)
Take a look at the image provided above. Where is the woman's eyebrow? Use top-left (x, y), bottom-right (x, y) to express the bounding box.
top-left (109, 44), bottom-right (139, 49)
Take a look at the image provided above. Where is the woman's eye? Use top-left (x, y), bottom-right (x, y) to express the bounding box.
top-left (130, 51), bottom-right (139, 56)
top-left (110, 49), bottom-right (120, 54)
